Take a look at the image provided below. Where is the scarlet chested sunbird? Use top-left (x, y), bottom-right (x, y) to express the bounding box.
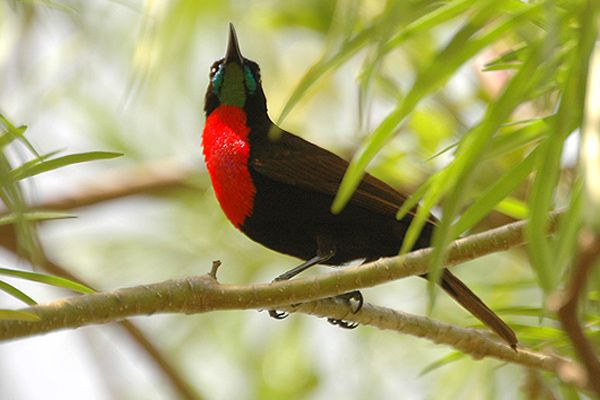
top-left (202, 24), bottom-right (517, 348)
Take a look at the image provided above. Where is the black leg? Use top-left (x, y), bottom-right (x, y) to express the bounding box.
top-left (267, 237), bottom-right (363, 328)
top-left (273, 252), bottom-right (333, 282)
top-left (268, 236), bottom-right (335, 320)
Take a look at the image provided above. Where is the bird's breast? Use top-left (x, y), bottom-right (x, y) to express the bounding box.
top-left (202, 105), bottom-right (256, 228)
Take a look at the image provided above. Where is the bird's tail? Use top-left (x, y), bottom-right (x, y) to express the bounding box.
top-left (439, 269), bottom-right (517, 349)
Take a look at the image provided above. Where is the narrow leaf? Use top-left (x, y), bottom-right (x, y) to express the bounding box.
top-left (0, 309), bottom-right (40, 321)
top-left (0, 211), bottom-right (75, 226)
top-left (495, 197), bottom-right (529, 220)
top-left (0, 268), bottom-right (94, 294)
top-left (395, 176), bottom-right (433, 221)
top-left (277, 26), bottom-right (376, 125)
top-left (332, 2), bottom-right (542, 213)
top-left (0, 113), bottom-right (39, 157)
top-left (0, 280), bottom-right (37, 305)
top-left (452, 150), bottom-right (537, 235)
top-left (419, 352), bottom-right (465, 376)
top-left (12, 151), bottom-right (122, 181)
top-left (426, 36), bottom-right (547, 304)
top-left (553, 179), bottom-right (583, 281)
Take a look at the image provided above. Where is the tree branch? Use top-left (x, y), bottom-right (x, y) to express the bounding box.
top-left (0, 273), bottom-right (586, 390)
top-left (38, 160), bottom-right (199, 211)
top-left (0, 211), bottom-right (563, 340)
top-left (285, 300), bottom-right (577, 384)
top-left (0, 211), bottom-right (582, 388)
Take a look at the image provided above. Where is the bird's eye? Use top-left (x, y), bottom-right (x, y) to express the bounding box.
top-left (210, 66), bottom-right (218, 77)
top-left (211, 64), bottom-right (224, 94)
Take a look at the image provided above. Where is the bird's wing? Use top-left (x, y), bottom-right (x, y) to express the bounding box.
top-left (250, 130), bottom-right (432, 221)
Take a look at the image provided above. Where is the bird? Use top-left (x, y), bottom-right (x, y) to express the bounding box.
top-left (202, 23), bottom-right (517, 348)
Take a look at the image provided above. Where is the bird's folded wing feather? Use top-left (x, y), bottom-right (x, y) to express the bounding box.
top-left (250, 130), bottom-right (433, 222)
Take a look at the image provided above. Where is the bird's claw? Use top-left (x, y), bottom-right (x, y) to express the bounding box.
top-left (268, 309), bottom-right (289, 320)
top-left (340, 290), bottom-right (363, 313)
top-left (267, 291), bottom-right (363, 329)
top-left (327, 318), bottom-right (359, 329)
top-left (326, 290), bottom-right (363, 329)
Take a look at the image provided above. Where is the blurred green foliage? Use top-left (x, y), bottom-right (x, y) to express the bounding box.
top-left (0, 0), bottom-right (599, 399)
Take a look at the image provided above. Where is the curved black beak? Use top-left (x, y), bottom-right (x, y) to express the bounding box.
top-left (224, 23), bottom-right (244, 65)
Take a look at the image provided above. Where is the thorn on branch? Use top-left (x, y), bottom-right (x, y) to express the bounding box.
top-left (208, 260), bottom-right (222, 280)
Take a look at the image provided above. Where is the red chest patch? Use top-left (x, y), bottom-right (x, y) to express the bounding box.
top-left (202, 105), bottom-right (256, 228)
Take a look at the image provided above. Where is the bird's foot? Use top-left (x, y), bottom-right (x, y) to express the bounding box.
top-left (268, 309), bottom-right (289, 320)
top-left (327, 318), bottom-right (359, 329)
top-left (326, 290), bottom-right (363, 329)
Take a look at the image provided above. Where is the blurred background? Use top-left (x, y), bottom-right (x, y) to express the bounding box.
top-left (0, 1), bottom-right (587, 399)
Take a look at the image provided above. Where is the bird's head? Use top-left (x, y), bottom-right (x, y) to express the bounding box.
top-left (204, 24), bottom-right (267, 118)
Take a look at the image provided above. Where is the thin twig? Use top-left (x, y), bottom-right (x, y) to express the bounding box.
top-left (550, 229), bottom-right (600, 397)
top-left (0, 161), bottom-right (199, 251)
top-left (285, 300), bottom-right (578, 386)
top-left (521, 369), bottom-right (558, 400)
top-left (35, 160), bottom-right (198, 211)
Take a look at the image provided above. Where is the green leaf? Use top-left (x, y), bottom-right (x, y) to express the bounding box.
top-left (0, 309), bottom-right (40, 321)
top-left (0, 211), bottom-right (76, 226)
top-left (425, 141), bottom-right (459, 162)
top-left (0, 125), bottom-right (27, 149)
top-left (394, 176), bottom-right (433, 221)
top-left (559, 384), bottom-right (583, 400)
top-left (526, 3), bottom-right (597, 293)
top-left (486, 117), bottom-right (549, 159)
top-left (0, 113), bottom-right (39, 157)
top-left (276, 25), bottom-right (376, 125)
top-left (552, 179), bottom-right (583, 281)
top-left (8, 150), bottom-right (62, 181)
top-left (11, 151), bottom-right (123, 181)
top-left (399, 170), bottom-right (447, 255)
top-left (452, 150), bottom-right (537, 236)
top-left (332, 1), bottom-right (543, 214)
top-left (494, 306), bottom-right (550, 318)
top-left (0, 133), bottom-right (41, 262)
top-left (0, 268), bottom-right (94, 294)
top-left (419, 351), bottom-right (465, 376)
top-left (383, 0), bottom-right (478, 52)
top-left (0, 280), bottom-right (37, 305)
top-left (426, 36), bottom-right (547, 305)
top-left (495, 197), bottom-right (529, 220)
top-left (513, 324), bottom-right (565, 342)
top-left (526, 140), bottom-right (571, 293)
top-left (482, 45), bottom-right (526, 71)
top-left (280, 0), bottom-right (480, 127)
